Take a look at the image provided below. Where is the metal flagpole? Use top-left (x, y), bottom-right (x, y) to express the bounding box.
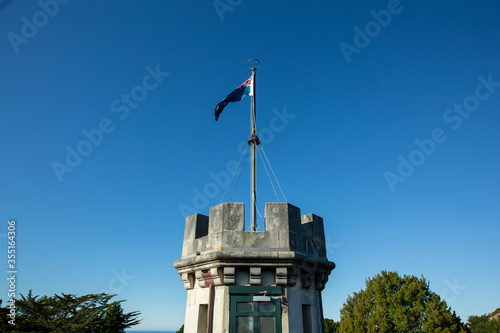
top-left (247, 59), bottom-right (260, 231)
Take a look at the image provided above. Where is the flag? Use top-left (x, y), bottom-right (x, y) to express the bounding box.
top-left (215, 76), bottom-right (252, 121)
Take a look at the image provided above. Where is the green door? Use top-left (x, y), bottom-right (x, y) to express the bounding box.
top-left (230, 293), bottom-right (282, 333)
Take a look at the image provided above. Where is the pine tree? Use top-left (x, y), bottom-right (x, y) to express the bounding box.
top-left (6, 290), bottom-right (141, 332)
top-left (339, 271), bottom-right (468, 333)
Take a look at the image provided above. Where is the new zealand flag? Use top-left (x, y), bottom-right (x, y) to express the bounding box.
top-left (214, 77), bottom-right (252, 121)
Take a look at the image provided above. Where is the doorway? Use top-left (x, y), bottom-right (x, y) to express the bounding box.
top-left (229, 286), bottom-right (282, 333)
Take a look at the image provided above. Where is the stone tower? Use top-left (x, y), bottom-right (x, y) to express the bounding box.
top-left (174, 202), bottom-right (335, 332)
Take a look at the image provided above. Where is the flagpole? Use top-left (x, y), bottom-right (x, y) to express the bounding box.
top-left (247, 59), bottom-right (260, 231)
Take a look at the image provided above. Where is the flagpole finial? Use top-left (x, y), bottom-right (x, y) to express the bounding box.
top-left (247, 58), bottom-right (260, 70)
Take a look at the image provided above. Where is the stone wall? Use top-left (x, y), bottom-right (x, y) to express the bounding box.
top-left (181, 202), bottom-right (327, 258)
top-left (174, 202), bottom-right (335, 333)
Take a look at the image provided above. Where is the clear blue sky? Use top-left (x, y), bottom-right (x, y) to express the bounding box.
top-left (1, 0), bottom-right (499, 330)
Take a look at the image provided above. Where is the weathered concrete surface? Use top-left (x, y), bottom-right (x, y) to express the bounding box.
top-left (178, 202), bottom-right (330, 259)
top-left (174, 202), bottom-right (336, 333)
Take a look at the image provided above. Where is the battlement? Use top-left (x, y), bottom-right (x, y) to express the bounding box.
top-left (181, 202), bottom-right (327, 258)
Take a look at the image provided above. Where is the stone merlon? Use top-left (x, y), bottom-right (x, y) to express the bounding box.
top-left (179, 202), bottom-right (329, 259)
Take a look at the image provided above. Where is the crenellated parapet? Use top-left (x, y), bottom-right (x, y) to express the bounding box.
top-left (174, 202), bottom-right (335, 291)
top-left (180, 202), bottom-right (329, 258)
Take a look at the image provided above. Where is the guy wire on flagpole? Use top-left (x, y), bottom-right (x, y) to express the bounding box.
top-left (247, 58), bottom-right (260, 232)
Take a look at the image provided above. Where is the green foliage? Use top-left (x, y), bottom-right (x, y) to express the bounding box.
top-left (176, 324), bottom-right (184, 333)
top-left (97, 301), bottom-right (141, 332)
top-left (0, 300), bottom-right (18, 332)
top-left (325, 318), bottom-right (340, 333)
top-left (339, 271), bottom-right (468, 333)
top-left (468, 314), bottom-right (500, 333)
top-left (1, 290), bottom-right (141, 333)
